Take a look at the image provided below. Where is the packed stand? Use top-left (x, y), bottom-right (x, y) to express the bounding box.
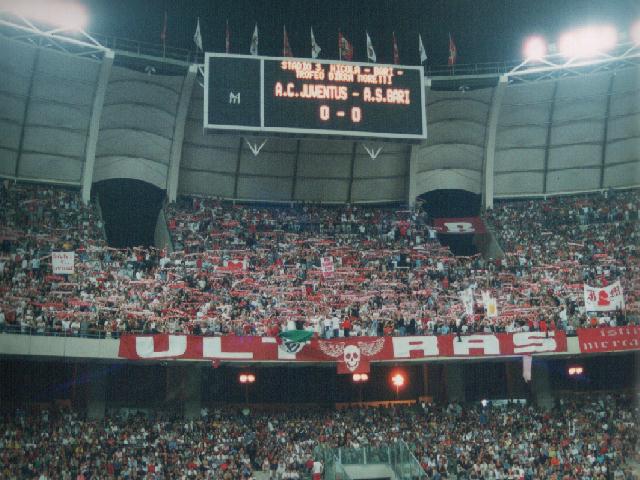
top-left (0, 394), bottom-right (638, 479)
top-left (0, 180), bottom-right (638, 339)
top-left (484, 189), bottom-right (640, 332)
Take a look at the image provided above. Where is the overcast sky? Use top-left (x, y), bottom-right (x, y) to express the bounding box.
top-left (83, 0), bottom-right (636, 65)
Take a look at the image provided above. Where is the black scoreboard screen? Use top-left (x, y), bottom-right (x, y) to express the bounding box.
top-left (204, 53), bottom-right (427, 140)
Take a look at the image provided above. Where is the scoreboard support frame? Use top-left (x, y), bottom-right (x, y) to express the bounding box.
top-left (203, 52), bottom-right (427, 141)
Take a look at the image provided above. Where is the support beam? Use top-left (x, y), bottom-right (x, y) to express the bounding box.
top-left (14, 48), bottom-right (40, 179)
top-left (599, 73), bottom-right (615, 189)
top-left (482, 76), bottom-right (507, 210)
top-left (408, 144), bottom-right (420, 207)
top-left (532, 359), bottom-right (553, 409)
top-left (405, 144), bottom-right (413, 206)
top-left (542, 81), bottom-right (559, 194)
top-left (233, 138), bottom-right (243, 199)
top-left (291, 140), bottom-right (301, 201)
top-left (347, 142), bottom-right (357, 203)
top-left (444, 363), bottom-right (465, 403)
top-left (86, 365), bottom-right (108, 420)
top-left (166, 64), bottom-right (197, 203)
top-left (409, 80), bottom-right (430, 208)
top-left (81, 50), bottom-right (114, 204)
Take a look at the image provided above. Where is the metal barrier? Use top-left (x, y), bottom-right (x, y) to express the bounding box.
top-left (315, 440), bottom-right (426, 480)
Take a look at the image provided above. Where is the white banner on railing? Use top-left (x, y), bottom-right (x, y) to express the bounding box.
top-left (583, 281), bottom-right (624, 312)
top-left (52, 252), bottom-right (75, 275)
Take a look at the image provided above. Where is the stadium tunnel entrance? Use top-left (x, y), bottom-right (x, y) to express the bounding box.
top-left (93, 179), bottom-right (164, 248)
top-left (418, 189), bottom-right (481, 256)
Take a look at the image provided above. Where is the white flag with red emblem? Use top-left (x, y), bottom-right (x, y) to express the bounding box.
top-left (583, 281), bottom-right (624, 312)
top-left (448, 33), bottom-right (457, 66)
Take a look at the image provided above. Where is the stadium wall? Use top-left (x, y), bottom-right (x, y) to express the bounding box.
top-left (0, 36), bottom-right (638, 205)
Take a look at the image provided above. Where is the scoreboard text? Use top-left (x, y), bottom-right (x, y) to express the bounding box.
top-left (204, 53), bottom-right (426, 140)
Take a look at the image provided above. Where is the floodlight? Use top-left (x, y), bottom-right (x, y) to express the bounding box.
top-left (631, 20), bottom-right (640, 45)
top-left (239, 374), bottom-right (248, 383)
top-left (352, 373), bottom-right (369, 382)
top-left (567, 366), bottom-right (584, 376)
top-left (523, 36), bottom-right (547, 61)
top-left (558, 25), bottom-right (618, 59)
top-left (391, 373), bottom-right (405, 387)
top-left (2, 0), bottom-right (89, 31)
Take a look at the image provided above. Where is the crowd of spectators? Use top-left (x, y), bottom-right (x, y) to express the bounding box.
top-left (0, 394), bottom-right (637, 479)
top-left (0, 180), bottom-right (638, 338)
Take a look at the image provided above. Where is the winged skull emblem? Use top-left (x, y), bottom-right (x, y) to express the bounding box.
top-left (318, 338), bottom-right (385, 372)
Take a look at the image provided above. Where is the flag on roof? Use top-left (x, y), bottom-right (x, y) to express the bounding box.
top-left (418, 33), bottom-right (427, 64)
top-left (338, 31), bottom-right (353, 60)
top-left (160, 11), bottom-right (167, 43)
top-left (311, 27), bottom-right (321, 58)
top-left (392, 32), bottom-right (400, 64)
top-left (283, 25), bottom-right (293, 57)
top-left (250, 23), bottom-right (259, 56)
top-left (448, 33), bottom-right (457, 66)
top-left (366, 31), bottom-right (377, 62)
top-left (193, 17), bottom-right (203, 51)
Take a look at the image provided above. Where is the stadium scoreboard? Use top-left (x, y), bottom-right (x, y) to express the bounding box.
top-left (204, 53), bottom-right (427, 140)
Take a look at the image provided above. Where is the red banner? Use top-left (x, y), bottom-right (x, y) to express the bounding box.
top-left (119, 332), bottom-right (567, 373)
top-left (577, 327), bottom-right (640, 353)
top-left (433, 217), bottom-right (486, 234)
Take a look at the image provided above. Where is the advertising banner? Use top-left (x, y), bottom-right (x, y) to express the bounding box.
top-left (577, 327), bottom-right (640, 353)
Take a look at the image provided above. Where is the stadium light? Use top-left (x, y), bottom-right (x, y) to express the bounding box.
top-left (391, 373), bottom-right (405, 387)
top-left (239, 373), bottom-right (255, 384)
top-left (523, 36), bottom-right (548, 61)
top-left (632, 20), bottom-right (640, 45)
top-left (567, 366), bottom-right (584, 376)
top-left (558, 25), bottom-right (618, 59)
top-left (2, 0), bottom-right (89, 31)
top-left (390, 372), bottom-right (406, 399)
top-left (352, 373), bottom-right (369, 382)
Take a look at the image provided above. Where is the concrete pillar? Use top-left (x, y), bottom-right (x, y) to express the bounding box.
top-left (482, 75), bottom-right (506, 210)
top-left (532, 359), bottom-right (553, 409)
top-left (86, 366), bottom-right (107, 420)
top-left (445, 363), bottom-right (465, 403)
top-left (167, 366), bottom-right (202, 418)
top-left (82, 50), bottom-right (114, 204)
top-left (183, 367), bottom-right (202, 419)
top-left (166, 64), bottom-right (198, 203)
top-left (505, 361), bottom-right (527, 399)
top-left (421, 364), bottom-right (429, 398)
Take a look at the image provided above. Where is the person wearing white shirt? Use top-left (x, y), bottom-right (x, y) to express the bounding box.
top-left (321, 316), bottom-right (331, 339)
top-left (331, 315), bottom-right (340, 338)
top-left (312, 461), bottom-right (323, 480)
